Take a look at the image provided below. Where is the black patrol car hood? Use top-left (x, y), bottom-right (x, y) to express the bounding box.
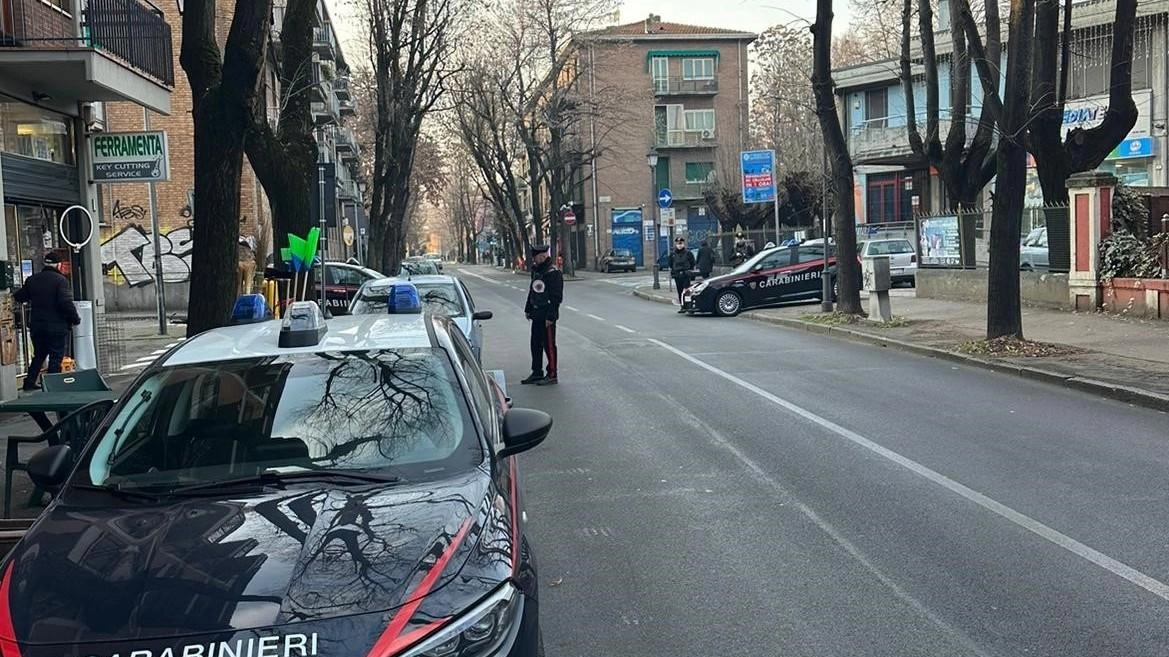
top-left (0, 470), bottom-right (505, 652)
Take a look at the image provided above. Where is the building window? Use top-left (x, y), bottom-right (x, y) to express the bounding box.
top-left (0, 99), bottom-right (76, 165)
top-left (685, 162), bottom-right (715, 183)
top-left (683, 109), bottom-right (715, 133)
top-left (682, 58), bottom-right (715, 80)
top-left (1068, 26), bottom-right (1153, 99)
top-left (865, 88), bottom-right (888, 128)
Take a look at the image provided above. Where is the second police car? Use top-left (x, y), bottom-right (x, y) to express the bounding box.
top-left (682, 242), bottom-right (859, 317)
top-left (0, 285), bottom-right (548, 657)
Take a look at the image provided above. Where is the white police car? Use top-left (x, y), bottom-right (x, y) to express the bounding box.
top-left (350, 275), bottom-right (493, 362)
top-left (2, 284), bottom-right (548, 657)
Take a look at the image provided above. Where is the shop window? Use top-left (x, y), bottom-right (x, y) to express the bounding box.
top-left (0, 98), bottom-right (76, 165)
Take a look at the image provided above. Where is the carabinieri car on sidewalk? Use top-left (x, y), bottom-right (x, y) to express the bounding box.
top-left (0, 286), bottom-right (549, 657)
top-left (682, 242), bottom-right (857, 317)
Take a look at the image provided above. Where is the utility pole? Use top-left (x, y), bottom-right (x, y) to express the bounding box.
top-left (143, 108), bottom-right (167, 335)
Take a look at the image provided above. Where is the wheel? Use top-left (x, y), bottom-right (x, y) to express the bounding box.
top-left (1020, 262), bottom-right (1033, 271)
top-left (605, 264), bottom-right (612, 273)
top-left (715, 290), bottom-right (742, 317)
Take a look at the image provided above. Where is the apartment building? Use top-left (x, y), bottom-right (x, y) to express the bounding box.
top-left (1, 0), bottom-right (174, 392)
top-left (99, 0), bottom-right (366, 312)
top-left (576, 15), bottom-right (754, 269)
top-left (835, 0), bottom-right (1169, 224)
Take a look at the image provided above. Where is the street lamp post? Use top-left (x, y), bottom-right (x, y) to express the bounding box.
top-left (647, 148), bottom-right (660, 290)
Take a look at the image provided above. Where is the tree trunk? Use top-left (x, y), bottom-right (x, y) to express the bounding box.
top-left (180, 0), bottom-right (272, 335)
top-left (986, 0), bottom-right (1036, 340)
top-left (811, 0), bottom-right (862, 314)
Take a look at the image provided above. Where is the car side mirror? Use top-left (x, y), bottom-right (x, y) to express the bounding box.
top-left (499, 408), bottom-right (552, 459)
top-left (27, 444), bottom-right (75, 491)
top-left (473, 310), bottom-right (493, 321)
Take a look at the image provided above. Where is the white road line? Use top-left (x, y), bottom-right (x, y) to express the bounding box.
top-left (649, 337), bottom-right (1169, 603)
top-left (586, 314), bottom-right (605, 322)
top-left (615, 324), bottom-right (636, 334)
top-left (459, 269), bottom-right (504, 286)
top-left (119, 362), bottom-right (148, 371)
top-left (134, 356), bottom-right (157, 363)
top-left (564, 305), bottom-right (581, 312)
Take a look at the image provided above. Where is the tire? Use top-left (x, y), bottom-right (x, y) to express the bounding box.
top-left (604, 264), bottom-right (612, 273)
top-left (1020, 262), bottom-right (1033, 271)
top-left (715, 290), bottom-right (742, 317)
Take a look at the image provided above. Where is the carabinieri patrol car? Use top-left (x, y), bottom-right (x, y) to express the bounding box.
top-left (682, 242), bottom-right (855, 317)
top-left (0, 284), bottom-right (548, 657)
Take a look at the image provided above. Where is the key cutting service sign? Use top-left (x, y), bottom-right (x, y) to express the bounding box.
top-left (91, 131), bottom-right (171, 183)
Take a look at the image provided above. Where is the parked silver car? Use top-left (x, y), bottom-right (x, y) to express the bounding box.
top-left (349, 274), bottom-right (493, 360)
top-left (1020, 227), bottom-right (1049, 270)
top-left (859, 238), bottom-right (918, 286)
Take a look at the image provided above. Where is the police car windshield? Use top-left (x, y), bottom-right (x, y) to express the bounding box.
top-left (351, 283), bottom-right (465, 317)
top-left (730, 247), bottom-right (784, 275)
top-left (77, 349), bottom-right (480, 492)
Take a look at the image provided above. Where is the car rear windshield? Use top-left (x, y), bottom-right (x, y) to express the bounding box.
top-left (351, 282), bottom-right (465, 317)
top-left (868, 240), bottom-right (914, 255)
top-left (77, 349), bottom-right (480, 491)
top-left (613, 249), bottom-right (633, 257)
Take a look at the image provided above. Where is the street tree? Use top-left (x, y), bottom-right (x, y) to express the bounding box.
top-left (1028, 0), bottom-right (1138, 205)
top-left (360, 0), bottom-right (462, 274)
top-left (179, 0), bottom-right (273, 334)
top-left (811, 0), bottom-right (863, 314)
top-left (954, 0), bottom-right (1034, 339)
top-left (899, 0), bottom-right (1001, 210)
top-left (244, 0), bottom-right (320, 254)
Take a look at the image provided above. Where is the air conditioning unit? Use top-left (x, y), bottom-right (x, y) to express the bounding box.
top-left (700, 129), bottom-right (715, 139)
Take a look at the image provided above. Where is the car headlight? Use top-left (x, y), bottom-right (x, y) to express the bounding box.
top-left (399, 584), bottom-right (522, 657)
top-left (691, 281), bottom-right (709, 294)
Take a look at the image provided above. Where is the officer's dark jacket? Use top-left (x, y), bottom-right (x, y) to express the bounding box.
top-left (525, 260), bottom-right (564, 320)
top-left (14, 267), bottom-right (81, 333)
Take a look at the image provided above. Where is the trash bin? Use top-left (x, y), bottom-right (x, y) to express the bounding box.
top-left (72, 301), bottom-right (97, 370)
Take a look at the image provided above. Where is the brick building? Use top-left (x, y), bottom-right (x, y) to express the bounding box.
top-left (99, 0), bottom-right (363, 312)
top-left (1, 0), bottom-right (173, 391)
top-left (575, 15), bottom-right (755, 270)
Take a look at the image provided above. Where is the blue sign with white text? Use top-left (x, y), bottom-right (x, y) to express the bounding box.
top-left (1108, 137), bottom-right (1154, 160)
top-left (741, 150), bottom-right (776, 204)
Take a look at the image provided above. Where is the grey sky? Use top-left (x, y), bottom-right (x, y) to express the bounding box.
top-left (327, 0), bottom-right (856, 64)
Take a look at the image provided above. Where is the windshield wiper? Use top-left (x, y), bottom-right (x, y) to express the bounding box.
top-left (166, 470), bottom-right (403, 496)
top-left (73, 483), bottom-right (168, 502)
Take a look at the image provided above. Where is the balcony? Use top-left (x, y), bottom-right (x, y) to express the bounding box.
top-left (337, 178), bottom-right (359, 201)
top-left (313, 26), bottom-right (336, 59)
top-left (655, 129), bottom-right (716, 149)
top-left (310, 77), bottom-right (329, 102)
top-left (339, 98), bottom-right (356, 117)
top-left (670, 182), bottom-right (712, 200)
top-left (333, 75), bottom-right (350, 101)
top-left (653, 76), bottom-right (718, 96)
top-left (848, 116), bottom-right (994, 164)
top-left (0, 0), bottom-right (173, 113)
top-left (335, 126), bottom-right (358, 160)
top-left (312, 94), bottom-right (339, 125)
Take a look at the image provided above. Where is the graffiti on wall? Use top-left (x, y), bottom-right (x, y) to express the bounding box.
top-left (102, 224), bottom-right (194, 286)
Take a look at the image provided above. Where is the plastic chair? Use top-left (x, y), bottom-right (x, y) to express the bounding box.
top-left (4, 399), bottom-right (115, 518)
top-left (42, 369), bottom-right (112, 393)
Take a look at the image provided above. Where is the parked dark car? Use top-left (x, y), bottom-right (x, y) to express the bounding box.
top-left (601, 248), bottom-right (637, 273)
top-left (682, 243), bottom-right (858, 317)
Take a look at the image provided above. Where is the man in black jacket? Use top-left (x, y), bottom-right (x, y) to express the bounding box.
top-left (667, 237), bottom-right (696, 311)
top-left (14, 253), bottom-right (81, 390)
top-left (522, 244), bottom-right (564, 386)
top-left (696, 239), bottom-right (715, 280)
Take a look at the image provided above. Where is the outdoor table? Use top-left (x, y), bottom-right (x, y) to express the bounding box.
top-left (0, 391), bottom-right (119, 433)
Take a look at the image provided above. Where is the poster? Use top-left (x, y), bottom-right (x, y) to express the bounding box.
top-left (919, 216), bottom-right (962, 267)
top-left (20, 260), bottom-right (33, 284)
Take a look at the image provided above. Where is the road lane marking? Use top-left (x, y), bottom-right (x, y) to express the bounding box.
top-left (615, 325), bottom-right (636, 334)
top-left (649, 337), bottom-right (1169, 603)
top-left (459, 269), bottom-right (505, 286)
top-left (565, 305), bottom-right (581, 312)
top-left (587, 314), bottom-right (605, 322)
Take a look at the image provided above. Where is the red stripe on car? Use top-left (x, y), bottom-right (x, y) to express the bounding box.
top-left (0, 563), bottom-right (23, 657)
top-left (366, 517), bottom-right (474, 657)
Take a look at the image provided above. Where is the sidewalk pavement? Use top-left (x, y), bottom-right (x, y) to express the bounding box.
top-left (632, 285), bottom-right (1169, 412)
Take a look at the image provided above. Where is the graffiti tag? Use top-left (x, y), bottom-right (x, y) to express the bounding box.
top-left (111, 199), bottom-right (147, 223)
top-left (101, 225), bottom-right (194, 286)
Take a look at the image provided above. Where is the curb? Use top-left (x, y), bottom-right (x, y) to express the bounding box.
top-left (631, 288), bottom-right (1169, 413)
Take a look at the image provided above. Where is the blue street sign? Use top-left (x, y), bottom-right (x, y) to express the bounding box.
top-left (741, 150), bottom-right (777, 204)
top-left (658, 188), bottom-right (673, 208)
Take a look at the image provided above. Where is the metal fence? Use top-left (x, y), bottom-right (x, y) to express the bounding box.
top-left (94, 313), bottom-right (126, 374)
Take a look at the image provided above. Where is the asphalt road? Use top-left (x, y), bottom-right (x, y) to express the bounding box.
top-left (457, 265), bottom-right (1169, 657)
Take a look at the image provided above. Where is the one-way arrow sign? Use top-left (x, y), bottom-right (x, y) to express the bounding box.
top-left (658, 188), bottom-right (673, 208)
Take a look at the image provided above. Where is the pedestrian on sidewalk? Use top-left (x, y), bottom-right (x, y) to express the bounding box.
top-left (668, 237), bottom-right (696, 312)
top-left (522, 244), bottom-right (563, 386)
top-left (696, 240), bottom-right (714, 280)
top-left (14, 253), bottom-right (81, 391)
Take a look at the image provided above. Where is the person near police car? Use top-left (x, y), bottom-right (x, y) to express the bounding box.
top-left (696, 240), bottom-right (714, 280)
top-left (523, 244), bottom-right (564, 386)
top-left (14, 252), bottom-right (81, 391)
top-left (668, 237), bottom-right (696, 311)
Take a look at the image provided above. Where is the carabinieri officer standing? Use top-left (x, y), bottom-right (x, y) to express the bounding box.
top-left (522, 244), bottom-right (563, 386)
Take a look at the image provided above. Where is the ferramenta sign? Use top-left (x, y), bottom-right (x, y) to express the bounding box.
top-left (90, 131), bottom-right (171, 183)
